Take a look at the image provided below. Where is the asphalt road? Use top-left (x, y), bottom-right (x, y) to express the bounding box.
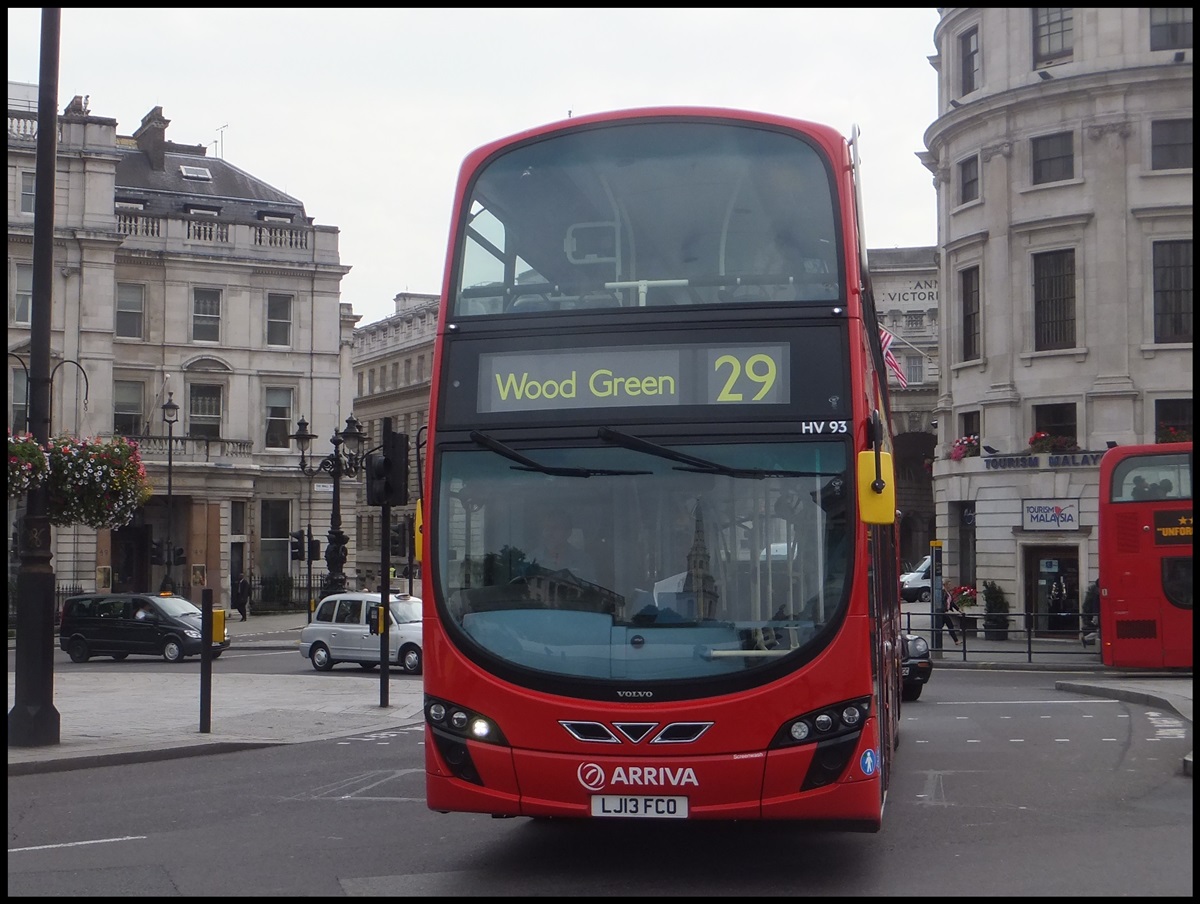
top-left (8, 668), bottom-right (1192, 897)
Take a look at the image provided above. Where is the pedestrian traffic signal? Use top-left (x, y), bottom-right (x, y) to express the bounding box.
top-left (365, 430), bottom-right (410, 507)
top-left (290, 530), bottom-right (305, 561)
top-left (390, 521), bottom-right (408, 558)
top-left (307, 537), bottom-right (320, 562)
top-left (150, 540), bottom-right (164, 565)
top-left (172, 546), bottom-right (186, 566)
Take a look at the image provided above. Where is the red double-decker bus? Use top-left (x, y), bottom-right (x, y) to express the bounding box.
top-left (1097, 441), bottom-right (1193, 669)
top-left (420, 107), bottom-right (903, 828)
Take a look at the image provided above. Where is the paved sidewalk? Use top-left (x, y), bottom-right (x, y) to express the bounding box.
top-left (7, 610), bottom-right (1192, 777)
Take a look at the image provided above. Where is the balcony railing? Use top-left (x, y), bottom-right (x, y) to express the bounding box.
top-left (125, 434), bottom-right (254, 463)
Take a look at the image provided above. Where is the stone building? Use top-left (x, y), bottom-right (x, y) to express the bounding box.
top-left (8, 88), bottom-right (353, 609)
top-left (921, 8), bottom-right (1192, 630)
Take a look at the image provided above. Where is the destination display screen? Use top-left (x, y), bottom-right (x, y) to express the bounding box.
top-left (436, 323), bottom-right (848, 428)
top-left (478, 343), bottom-right (789, 413)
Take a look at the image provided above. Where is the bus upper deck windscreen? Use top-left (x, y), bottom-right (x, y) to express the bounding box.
top-left (453, 120), bottom-right (842, 316)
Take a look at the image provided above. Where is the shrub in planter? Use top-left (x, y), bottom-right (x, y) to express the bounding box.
top-left (982, 579), bottom-right (1010, 637)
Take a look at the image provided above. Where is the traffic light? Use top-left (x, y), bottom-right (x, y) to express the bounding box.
top-left (365, 430), bottom-right (409, 506)
top-left (172, 546), bottom-right (186, 566)
top-left (307, 537), bottom-right (320, 562)
top-left (290, 530), bottom-right (305, 561)
top-left (389, 521), bottom-right (408, 558)
top-left (150, 540), bottom-right (164, 565)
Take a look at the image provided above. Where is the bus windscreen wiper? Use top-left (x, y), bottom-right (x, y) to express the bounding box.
top-left (469, 431), bottom-right (652, 478)
top-left (597, 427), bottom-right (827, 479)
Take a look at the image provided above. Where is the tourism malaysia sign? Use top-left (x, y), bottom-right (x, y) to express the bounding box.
top-left (1022, 498), bottom-right (1080, 531)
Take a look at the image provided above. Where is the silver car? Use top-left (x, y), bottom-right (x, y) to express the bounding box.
top-left (299, 592), bottom-right (423, 674)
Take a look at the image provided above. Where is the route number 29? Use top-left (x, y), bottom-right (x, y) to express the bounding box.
top-left (714, 353), bottom-right (778, 402)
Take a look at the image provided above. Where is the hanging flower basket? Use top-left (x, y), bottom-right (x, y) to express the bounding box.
top-left (44, 435), bottom-right (153, 529)
top-left (8, 430), bottom-right (48, 499)
top-left (949, 435), bottom-right (980, 461)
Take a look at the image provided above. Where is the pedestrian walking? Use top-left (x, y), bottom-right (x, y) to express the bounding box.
top-left (941, 596), bottom-right (962, 646)
top-left (234, 572), bottom-right (250, 621)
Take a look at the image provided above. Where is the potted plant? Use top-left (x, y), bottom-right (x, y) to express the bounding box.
top-left (949, 435), bottom-right (980, 461)
top-left (981, 579), bottom-right (1010, 641)
top-left (1028, 432), bottom-right (1080, 454)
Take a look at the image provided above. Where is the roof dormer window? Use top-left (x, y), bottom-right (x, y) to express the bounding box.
top-left (186, 205), bottom-right (220, 217)
top-left (179, 165), bottom-right (212, 181)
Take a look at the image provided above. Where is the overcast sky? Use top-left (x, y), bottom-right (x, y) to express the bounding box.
top-left (8, 7), bottom-right (942, 326)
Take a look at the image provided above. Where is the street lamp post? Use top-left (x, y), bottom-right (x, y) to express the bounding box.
top-left (161, 392), bottom-right (179, 593)
top-left (291, 415), bottom-right (365, 598)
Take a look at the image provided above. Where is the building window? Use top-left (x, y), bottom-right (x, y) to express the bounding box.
top-left (368, 369), bottom-right (376, 394)
top-left (404, 359), bottom-right (412, 384)
top-left (1153, 240), bottom-right (1193, 343)
top-left (115, 283), bottom-right (145, 339)
top-left (12, 263), bottom-right (33, 324)
top-left (259, 499), bottom-right (292, 580)
top-left (11, 366), bottom-right (28, 432)
top-left (265, 387), bottom-right (293, 449)
top-left (961, 266), bottom-right (981, 361)
top-left (356, 371), bottom-right (364, 396)
top-left (189, 384), bottom-right (222, 439)
top-left (1034, 402), bottom-right (1077, 443)
top-left (904, 312), bottom-right (923, 330)
top-left (1031, 132), bottom-right (1074, 184)
top-left (391, 363), bottom-right (399, 389)
top-left (417, 355), bottom-right (426, 382)
top-left (1033, 250), bottom-right (1076, 351)
top-left (960, 410), bottom-right (981, 440)
top-left (20, 172), bottom-right (35, 214)
top-left (905, 356), bottom-right (923, 386)
top-left (1151, 119), bottom-right (1193, 171)
top-left (192, 288), bottom-right (221, 342)
top-left (1033, 8), bottom-right (1073, 68)
top-left (1150, 8), bottom-right (1193, 51)
top-left (267, 293), bottom-right (292, 346)
top-left (113, 380), bottom-right (144, 436)
top-left (958, 155), bottom-right (980, 204)
top-left (1154, 399), bottom-right (1193, 443)
top-left (231, 500), bottom-right (247, 536)
top-left (959, 26), bottom-right (980, 95)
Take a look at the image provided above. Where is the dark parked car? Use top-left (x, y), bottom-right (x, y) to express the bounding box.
top-left (900, 632), bottom-right (932, 701)
top-left (59, 592), bottom-right (230, 663)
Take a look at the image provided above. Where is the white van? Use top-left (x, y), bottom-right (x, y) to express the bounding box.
top-left (900, 555), bottom-right (932, 602)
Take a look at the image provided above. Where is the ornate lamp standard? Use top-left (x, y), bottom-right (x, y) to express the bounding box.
top-left (161, 391), bottom-right (179, 593)
top-left (290, 415), bottom-right (366, 597)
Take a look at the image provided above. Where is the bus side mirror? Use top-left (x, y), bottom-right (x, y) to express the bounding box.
top-left (367, 605), bottom-right (381, 635)
top-left (857, 450), bottom-right (896, 525)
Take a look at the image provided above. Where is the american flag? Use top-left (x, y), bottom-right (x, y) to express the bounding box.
top-left (879, 326), bottom-right (908, 389)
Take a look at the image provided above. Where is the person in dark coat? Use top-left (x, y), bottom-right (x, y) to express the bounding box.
top-left (233, 572), bottom-right (250, 621)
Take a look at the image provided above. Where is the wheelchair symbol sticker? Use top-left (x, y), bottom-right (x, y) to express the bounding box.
top-left (860, 749), bottom-right (877, 776)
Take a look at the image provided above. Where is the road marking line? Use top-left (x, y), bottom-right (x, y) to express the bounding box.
top-left (11, 835), bottom-right (146, 853)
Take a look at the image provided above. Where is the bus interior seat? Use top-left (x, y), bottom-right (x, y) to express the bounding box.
top-left (579, 291), bottom-right (621, 308)
top-left (510, 294), bottom-right (558, 313)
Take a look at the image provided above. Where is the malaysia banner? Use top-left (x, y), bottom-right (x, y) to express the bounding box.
top-left (879, 326), bottom-right (908, 388)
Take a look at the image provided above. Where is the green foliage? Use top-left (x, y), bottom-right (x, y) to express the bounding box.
top-left (982, 579), bottom-right (1009, 624)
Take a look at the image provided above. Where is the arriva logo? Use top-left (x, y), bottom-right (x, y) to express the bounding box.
top-left (577, 762), bottom-right (700, 791)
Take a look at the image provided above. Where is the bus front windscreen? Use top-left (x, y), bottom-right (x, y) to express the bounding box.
top-left (435, 438), bottom-right (850, 683)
